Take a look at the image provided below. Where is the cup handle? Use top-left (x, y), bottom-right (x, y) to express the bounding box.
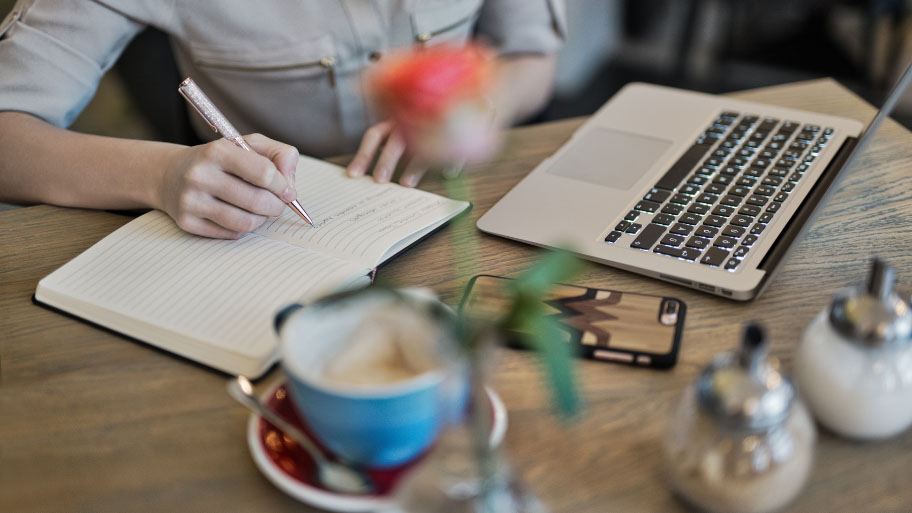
top-left (274, 303), bottom-right (304, 335)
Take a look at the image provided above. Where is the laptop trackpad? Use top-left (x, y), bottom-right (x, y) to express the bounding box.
top-left (546, 128), bottom-right (673, 190)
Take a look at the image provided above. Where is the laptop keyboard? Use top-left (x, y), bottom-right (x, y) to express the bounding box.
top-left (604, 111), bottom-right (834, 270)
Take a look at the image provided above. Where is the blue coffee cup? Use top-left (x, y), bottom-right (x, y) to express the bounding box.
top-left (275, 288), bottom-right (467, 468)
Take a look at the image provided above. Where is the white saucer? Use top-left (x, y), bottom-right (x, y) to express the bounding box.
top-left (247, 382), bottom-right (507, 512)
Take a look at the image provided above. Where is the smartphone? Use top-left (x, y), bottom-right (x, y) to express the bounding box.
top-left (459, 275), bottom-right (686, 369)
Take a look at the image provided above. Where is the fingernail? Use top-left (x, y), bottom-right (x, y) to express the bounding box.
top-left (282, 187), bottom-right (296, 202)
top-left (402, 175), bottom-right (418, 187)
top-left (347, 164), bottom-right (364, 177)
top-left (374, 168), bottom-right (390, 183)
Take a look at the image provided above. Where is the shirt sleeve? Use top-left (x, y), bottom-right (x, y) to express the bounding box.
top-left (0, 0), bottom-right (144, 127)
top-left (474, 0), bottom-right (567, 56)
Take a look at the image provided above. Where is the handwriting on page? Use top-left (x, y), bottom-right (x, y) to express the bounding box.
top-left (256, 157), bottom-right (461, 266)
top-left (52, 211), bottom-right (367, 356)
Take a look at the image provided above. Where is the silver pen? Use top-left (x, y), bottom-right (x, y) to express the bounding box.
top-left (178, 77), bottom-right (316, 227)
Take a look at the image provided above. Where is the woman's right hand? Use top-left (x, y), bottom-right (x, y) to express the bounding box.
top-left (157, 133), bottom-right (300, 239)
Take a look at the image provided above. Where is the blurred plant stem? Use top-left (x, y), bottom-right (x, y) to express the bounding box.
top-left (443, 172), bottom-right (582, 512)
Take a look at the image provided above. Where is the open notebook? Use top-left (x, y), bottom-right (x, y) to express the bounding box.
top-left (35, 156), bottom-right (470, 377)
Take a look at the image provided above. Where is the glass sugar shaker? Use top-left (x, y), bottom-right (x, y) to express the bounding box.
top-left (795, 258), bottom-right (912, 439)
top-left (663, 324), bottom-right (816, 513)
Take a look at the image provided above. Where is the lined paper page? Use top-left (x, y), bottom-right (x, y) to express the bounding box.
top-left (38, 211), bottom-right (368, 371)
top-left (256, 156), bottom-right (469, 268)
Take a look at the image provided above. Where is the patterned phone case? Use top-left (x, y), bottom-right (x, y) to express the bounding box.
top-left (459, 275), bottom-right (686, 368)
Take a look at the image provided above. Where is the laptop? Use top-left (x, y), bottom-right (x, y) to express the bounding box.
top-left (478, 63), bottom-right (912, 300)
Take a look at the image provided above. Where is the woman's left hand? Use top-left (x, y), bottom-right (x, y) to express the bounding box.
top-left (345, 120), bottom-right (429, 188)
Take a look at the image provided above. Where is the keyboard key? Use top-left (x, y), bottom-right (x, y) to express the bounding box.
top-left (712, 175), bottom-right (734, 185)
top-left (737, 177), bottom-right (758, 187)
top-left (669, 194), bottom-right (691, 205)
top-left (694, 225), bottom-right (719, 238)
top-left (714, 236), bottom-right (738, 248)
top-left (704, 215), bottom-right (726, 228)
top-left (720, 195), bottom-right (743, 207)
top-left (696, 193), bottom-right (718, 204)
top-left (742, 234), bottom-right (759, 246)
top-left (653, 213), bottom-right (676, 225)
top-left (688, 174), bottom-right (709, 186)
top-left (680, 184), bottom-right (701, 196)
top-left (762, 176), bottom-right (782, 186)
top-left (758, 212), bottom-right (775, 224)
top-left (670, 223), bottom-right (694, 236)
top-left (720, 166), bottom-right (740, 177)
top-left (751, 159), bottom-right (771, 169)
top-left (738, 205), bottom-right (761, 217)
top-left (728, 185), bottom-right (750, 197)
top-left (654, 245), bottom-right (700, 261)
top-left (701, 247), bottom-right (730, 266)
top-left (679, 213), bottom-right (703, 225)
top-left (703, 157), bottom-right (724, 168)
top-left (766, 202), bottom-right (781, 214)
top-left (624, 211), bottom-right (640, 222)
top-left (781, 182), bottom-right (795, 193)
top-left (730, 215), bottom-right (752, 227)
top-left (733, 246), bottom-right (750, 258)
top-left (773, 192), bottom-right (789, 202)
top-left (788, 173), bottom-right (802, 183)
top-left (767, 167), bottom-right (788, 178)
top-left (626, 223), bottom-right (642, 234)
top-left (655, 144), bottom-right (711, 191)
top-left (643, 189), bottom-right (671, 203)
top-left (615, 221), bottom-right (630, 232)
top-left (775, 159), bottom-right (796, 169)
top-left (711, 205), bottom-right (736, 217)
top-left (721, 225), bottom-right (746, 238)
top-left (754, 185), bottom-right (776, 196)
top-left (686, 236), bottom-right (710, 249)
top-left (634, 200), bottom-right (661, 213)
top-left (705, 183), bottom-right (727, 195)
top-left (687, 203), bottom-right (710, 215)
top-left (660, 234), bottom-right (686, 247)
top-left (750, 223), bottom-right (766, 235)
top-left (630, 223), bottom-right (667, 250)
top-left (605, 231), bottom-right (623, 243)
top-left (742, 168), bottom-right (763, 178)
top-left (745, 195), bottom-right (769, 207)
top-left (662, 204), bottom-right (684, 215)
top-left (725, 257), bottom-right (741, 270)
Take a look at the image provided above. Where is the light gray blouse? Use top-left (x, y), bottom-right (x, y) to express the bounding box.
top-left (0, 0), bottom-right (566, 157)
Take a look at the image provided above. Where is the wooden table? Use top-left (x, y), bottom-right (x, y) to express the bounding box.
top-left (2, 79), bottom-right (911, 512)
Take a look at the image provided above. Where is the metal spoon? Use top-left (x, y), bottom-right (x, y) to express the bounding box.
top-left (227, 376), bottom-right (374, 495)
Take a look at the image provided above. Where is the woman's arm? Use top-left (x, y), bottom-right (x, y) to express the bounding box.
top-left (0, 111), bottom-right (299, 239)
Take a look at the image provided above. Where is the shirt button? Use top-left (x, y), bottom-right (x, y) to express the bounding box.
top-left (368, 51), bottom-right (382, 62)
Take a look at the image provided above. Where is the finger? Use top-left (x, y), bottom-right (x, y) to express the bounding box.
top-left (174, 215), bottom-right (241, 240)
top-left (205, 139), bottom-right (296, 203)
top-left (197, 195), bottom-right (269, 234)
top-left (209, 171), bottom-right (287, 217)
top-left (399, 158), bottom-right (429, 188)
top-left (372, 130), bottom-right (407, 183)
top-left (347, 121), bottom-right (393, 177)
top-left (244, 133), bottom-right (300, 186)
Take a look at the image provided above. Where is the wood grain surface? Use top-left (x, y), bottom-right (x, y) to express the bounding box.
top-left (2, 79), bottom-right (911, 512)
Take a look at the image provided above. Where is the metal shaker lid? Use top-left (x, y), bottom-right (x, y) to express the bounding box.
top-left (697, 324), bottom-right (795, 431)
top-left (829, 259), bottom-right (912, 346)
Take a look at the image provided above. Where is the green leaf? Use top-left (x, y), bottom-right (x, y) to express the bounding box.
top-left (500, 249), bottom-right (583, 418)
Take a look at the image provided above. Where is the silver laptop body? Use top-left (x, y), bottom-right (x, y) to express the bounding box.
top-left (478, 67), bottom-right (912, 300)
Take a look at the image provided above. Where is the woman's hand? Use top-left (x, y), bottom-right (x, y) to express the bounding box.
top-left (158, 133), bottom-right (300, 239)
top-left (346, 121), bottom-right (429, 188)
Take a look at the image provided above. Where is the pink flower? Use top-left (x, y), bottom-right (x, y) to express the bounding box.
top-left (369, 44), bottom-right (500, 164)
